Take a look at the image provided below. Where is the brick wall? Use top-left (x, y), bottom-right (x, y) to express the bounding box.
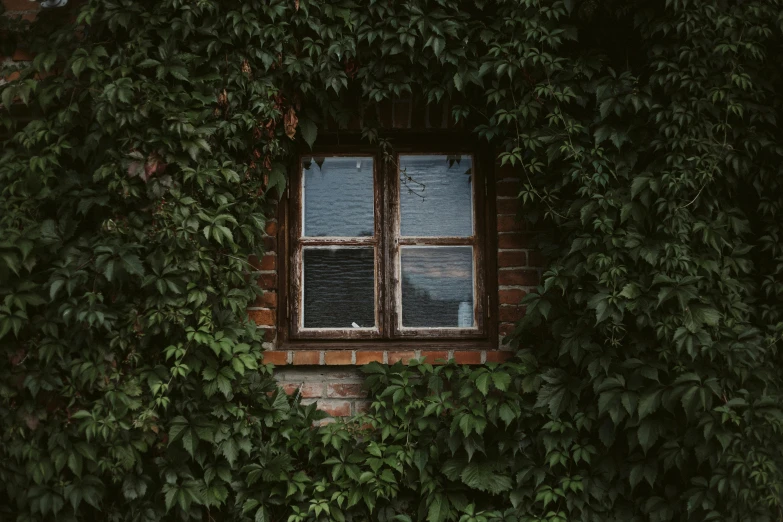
top-left (2, 0), bottom-right (40, 20)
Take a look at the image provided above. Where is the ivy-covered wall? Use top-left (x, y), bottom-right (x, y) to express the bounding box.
top-left (1, 1), bottom-right (783, 522)
top-left (252, 100), bottom-right (539, 418)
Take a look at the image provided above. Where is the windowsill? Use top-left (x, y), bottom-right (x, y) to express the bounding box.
top-left (280, 339), bottom-right (495, 351)
top-left (264, 343), bottom-right (513, 366)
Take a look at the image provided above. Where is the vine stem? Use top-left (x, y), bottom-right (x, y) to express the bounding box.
top-left (509, 88), bottom-right (567, 221)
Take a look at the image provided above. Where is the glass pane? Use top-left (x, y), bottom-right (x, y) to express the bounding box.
top-left (303, 156), bottom-right (374, 237)
top-left (399, 155), bottom-right (473, 237)
top-left (401, 246), bottom-right (474, 328)
top-left (303, 247), bottom-right (375, 328)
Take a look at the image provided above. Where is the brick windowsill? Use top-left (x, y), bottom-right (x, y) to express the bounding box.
top-left (263, 349), bottom-right (513, 366)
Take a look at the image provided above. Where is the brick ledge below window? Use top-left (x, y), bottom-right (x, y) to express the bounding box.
top-left (263, 349), bottom-right (513, 366)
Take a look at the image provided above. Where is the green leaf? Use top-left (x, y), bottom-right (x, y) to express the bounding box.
top-left (255, 506), bottom-right (269, 522)
top-left (121, 254), bottom-right (145, 277)
top-left (460, 461), bottom-right (512, 493)
top-left (498, 403), bottom-right (516, 425)
top-left (453, 72), bottom-right (463, 91)
top-left (638, 389), bottom-right (662, 420)
top-left (492, 372), bottom-right (511, 391)
top-left (427, 494), bottom-right (449, 522)
top-left (637, 419), bottom-right (660, 451)
top-left (122, 475), bottom-right (147, 500)
top-left (476, 373), bottom-right (490, 395)
top-left (299, 118), bottom-right (317, 149)
top-left (222, 438), bottom-right (239, 466)
top-left (182, 428), bottom-right (198, 458)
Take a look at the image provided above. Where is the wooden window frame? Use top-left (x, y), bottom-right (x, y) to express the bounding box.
top-left (278, 133), bottom-right (498, 350)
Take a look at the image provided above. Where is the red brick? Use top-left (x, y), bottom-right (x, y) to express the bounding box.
top-left (355, 400), bottom-right (372, 414)
top-left (496, 181), bottom-right (521, 198)
top-left (499, 288), bottom-right (526, 304)
top-left (263, 351), bottom-right (288, 365)
top-left (498, 251), bottom-right (527, 268)
top-left (249, 308), bottom-right (275, 326)
top-left (4, 0), bottom-right (40, 11)
top-left (485, 351), bottom-right (513, 363)
top-left (421, 351), bottom-right (449, 364)
top-left (453, 351), bottom-right (482, 365)
top-left (254, 291), bottom-right (277, 308)
top-left (495, 164), bottom-right (519, 181)
top-left (257, 273), bottom-right (277, 290)
top-left (327, 383), bottom-right (367, 398)
top-left (499, 323), bottom-right (515, 337)
top-left (3, 71), bottom-right (21, 83)
top-left (293, 351), bottom-right (320, 365)
top-left (528, 251), bottom-right (545, 267)
top-left (356, 351), bottom-right (384, 365)
top-left (497, 233), bottom-right (531, 249)
top-left (496, 198), bottom-right (521, 215)
top-left (499, 306), bottom-right (526, 322)
top-left (263, 235), bottom-right (276, 252)
top-left (12, 49), bottom-right (33, 61)
top-left (261, 328), bottom-right (276, 342)
top-left (264, 221), bottom-right (278, 235)
top-left (324, 351), bottom-right (352, 365)
top-left (250, 254), bottom-right (276, 271)
top-left (498, 269), bottom-right (539, 286)
top-left (497, 215), bottom-right (524, 233)
top-left (282, 382), bottom-right (323, 398)
top-left (319, 400), bottom-right (351, 417)
top-left (388, 351), bottom-right (415, 365)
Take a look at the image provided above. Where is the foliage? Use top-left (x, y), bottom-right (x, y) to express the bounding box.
top-left (1, 0), bottom-right (783, 521)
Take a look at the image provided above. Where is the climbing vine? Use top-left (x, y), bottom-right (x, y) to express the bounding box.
top-left (1, 0), bottom-right (782, 521)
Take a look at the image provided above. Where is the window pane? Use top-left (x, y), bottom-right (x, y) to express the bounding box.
top-left (303, 156), bottom-right (374, 237)
top-left (399, 155), bottom-right (473, 237)
top-left (303, 247), bottom-right (375, 328)
top-left (401, 246), bottom-right (474, 328)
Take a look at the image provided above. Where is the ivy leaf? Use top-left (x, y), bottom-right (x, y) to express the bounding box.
top-left (122, 475), bottom-right (147, 500)
top-left (690, 304), bottom-right (721, 326)
top-left (492, 372), bottom-right (511, 391)
top-left (476, 373), bottom-right (490, 395)
top-left (255, 506), bottom-right (269, 522)
top-left (121, 254), bottom-right (144, 277)
top-left (221, 438), bottom-right (239, 466)
top-left (431, 37), bottom-right (445, 58)
top-left (299, 118), bottom-right (318, 149)
top-left (638, 389), bottom-right (663, 420)
top-left (266, 163), bottom-right (287, 198)
top-left (460, 461), bottom-right (512, 493)
top-left (453, 72), bottom-right (463, 92)
top-left (427, 494), bottom-right (449, 522)
top-left (498, 403), bottom-right (516, 425)
top-left (637, 419), bottom-right (660, 451)
top-left (182, 428), bottom-right (199, 458)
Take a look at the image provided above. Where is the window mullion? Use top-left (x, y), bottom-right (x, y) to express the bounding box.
top-left (382, 152), bottom-right (400, 339)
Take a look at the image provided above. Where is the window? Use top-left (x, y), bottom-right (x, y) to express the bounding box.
top-left (281, 138), bottom-right (493, 346)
